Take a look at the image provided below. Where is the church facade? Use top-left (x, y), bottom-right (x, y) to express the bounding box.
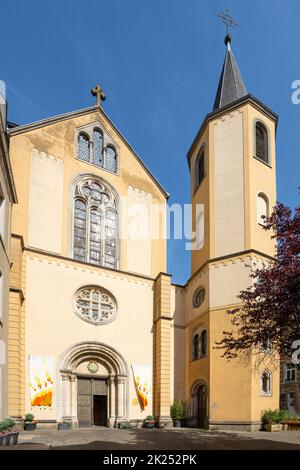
top-left (5, 36), bottom-right (279, 430)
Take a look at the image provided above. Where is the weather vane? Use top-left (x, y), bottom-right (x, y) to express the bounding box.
top-left (216, 9), bottom-right (239, 35)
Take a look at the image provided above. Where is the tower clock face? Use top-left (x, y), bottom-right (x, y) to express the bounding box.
top-left (87, 361), bottom-right (99, 374)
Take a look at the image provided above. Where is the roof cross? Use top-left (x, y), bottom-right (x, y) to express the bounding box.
top-left (91, 84), bottom-right (106, 107)
top-left (216, 9), bottom-right (239, 34)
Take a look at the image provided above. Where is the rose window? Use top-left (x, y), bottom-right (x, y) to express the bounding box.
top-left (75, 287), bottom-right (117, 325)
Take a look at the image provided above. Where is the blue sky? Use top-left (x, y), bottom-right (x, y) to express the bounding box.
top-left (1, 0), bottom-right (299, 284)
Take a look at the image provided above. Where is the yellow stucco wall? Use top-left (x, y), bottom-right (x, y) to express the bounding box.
top-left (24, 254), bottom-right (154, 421)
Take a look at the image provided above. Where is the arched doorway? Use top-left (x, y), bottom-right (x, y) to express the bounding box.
top-left (59, 341), bottom-right (128, 428)
top-left (191, 381), bottom-right (208, 428)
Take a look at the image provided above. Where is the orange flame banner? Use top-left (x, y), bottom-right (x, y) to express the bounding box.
top-left (132, 365), bottom-right (152, 410)
top-left (29, 356), bottom-right (54, 407)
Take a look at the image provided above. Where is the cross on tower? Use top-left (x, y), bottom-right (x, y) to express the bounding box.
top-left (91, 84), bottom-right (106, 107)
top-left (216, 9), bottom-right (239, 34)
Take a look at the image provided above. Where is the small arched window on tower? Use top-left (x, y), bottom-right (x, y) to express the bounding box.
top-left (201, 330), bottom-right (208, 357)
top-left (78, 133), bottom-right (90, 162)
top-left (260, 370), bottom-right (272, 396)
top-left (255, 122), bottom-right (268, 164)
top-left (257, 193), bottom-right (269, 226)
top-left (192, 334), bottom-right (200, 361)
top-left (93, 129), bottom-right (103, 167)
top-left (195, 149), bottom-right (205, 190)
top-left (192, 329), bottom-right (208, 360)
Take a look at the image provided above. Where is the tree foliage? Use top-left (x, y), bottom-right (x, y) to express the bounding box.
top-left (216, 199), bottom-right (300, 359)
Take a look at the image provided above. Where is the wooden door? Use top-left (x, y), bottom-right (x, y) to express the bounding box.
top-left (196, 385), bottom-right (207, 428)
top-left (77, 378), bottom-right (92, 427)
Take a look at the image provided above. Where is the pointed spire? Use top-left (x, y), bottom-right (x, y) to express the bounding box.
top-left (213, 34), bottom-right (247, 110)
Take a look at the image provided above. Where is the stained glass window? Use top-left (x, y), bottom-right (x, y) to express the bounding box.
top-left (73, 178), bottom-right (117, 268)
top-left (74, 200), bottom-right (87, 261)
top-left (75, 287), bottom-right (117, 325)
top-left (93, 129), bottom-right (103, 167)
top-left (78, 133), bottom-right (90, 162)
top-left (106, 146), bottom-right (117, 173)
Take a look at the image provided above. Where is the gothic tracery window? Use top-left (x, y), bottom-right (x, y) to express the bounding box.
top-left (74, 286), bottom-right (117, 325)
top-left (73, 177), bottom-right (117, 268)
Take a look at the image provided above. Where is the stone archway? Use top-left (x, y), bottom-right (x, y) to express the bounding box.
top-left (59, 341), bottom-right (128, 428)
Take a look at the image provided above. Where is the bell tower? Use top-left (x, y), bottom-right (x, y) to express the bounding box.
top-left (185, 31), bottom-right (279, 431)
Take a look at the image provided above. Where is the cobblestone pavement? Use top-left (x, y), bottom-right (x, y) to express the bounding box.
top-left (2, 427), bottom-right (300, 450)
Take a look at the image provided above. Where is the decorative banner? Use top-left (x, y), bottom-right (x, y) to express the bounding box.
top-left (132, 365), bottom-right (152, 410)
top-left (29, 356), bottom-right (54, 407)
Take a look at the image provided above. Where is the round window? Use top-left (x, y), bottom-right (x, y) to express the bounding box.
top-left (74, 286), bottom-right (117, 325)
top-left (193, 287), bottom-right (205, 308)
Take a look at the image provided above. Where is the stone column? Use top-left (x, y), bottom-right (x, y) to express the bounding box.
top-left (70, 374), bottom-right (77, 426)
top-left (115, 376), bottom-right (125, 425)
top-left (61, 373), bottom-right (71, 418)
top-left (108, 375), bottom-right (116, 428)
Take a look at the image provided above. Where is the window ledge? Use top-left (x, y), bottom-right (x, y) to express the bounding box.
top-left (193, 173), bottom-right (207, 197)
top-left (253, 155), bottom-right (272, 168)
top-left (190, 356), bottom-right (208, 362)
top-left (76, 157), bottom-right (119, 176)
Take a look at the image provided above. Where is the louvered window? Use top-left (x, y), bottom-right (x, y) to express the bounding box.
top-left (256, 123), bottom-right (268, 163)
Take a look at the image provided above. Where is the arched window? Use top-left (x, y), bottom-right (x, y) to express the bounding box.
top-left (260, 338), bottom-right (272, 353)
top-left (74, 200), bottom-right (87, 261)
top-left (93, 129), bottom-right (103, 167)
top-left (257, 193), bottom-right (269, 225)
top-left (192, 334), bottom-right (200, 361)
top-left (77, 126), bottom-right (118, 173)
top-left (192, 329), bottom-right (208, 360)
top-left (73, 177), bottom-right (118, 268)
top-left (261, 370), bottom-right (272, 396)
top-left (78, 133), bottom-right (90, 162)
top-left (201, 330), bottom-right (208, 357)
top-left (195, 149), bottom-right (205, 190)
top-left (255, 122), bottom-right (268, 164)
top-left (106, 146), bottom-right (117, 173)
